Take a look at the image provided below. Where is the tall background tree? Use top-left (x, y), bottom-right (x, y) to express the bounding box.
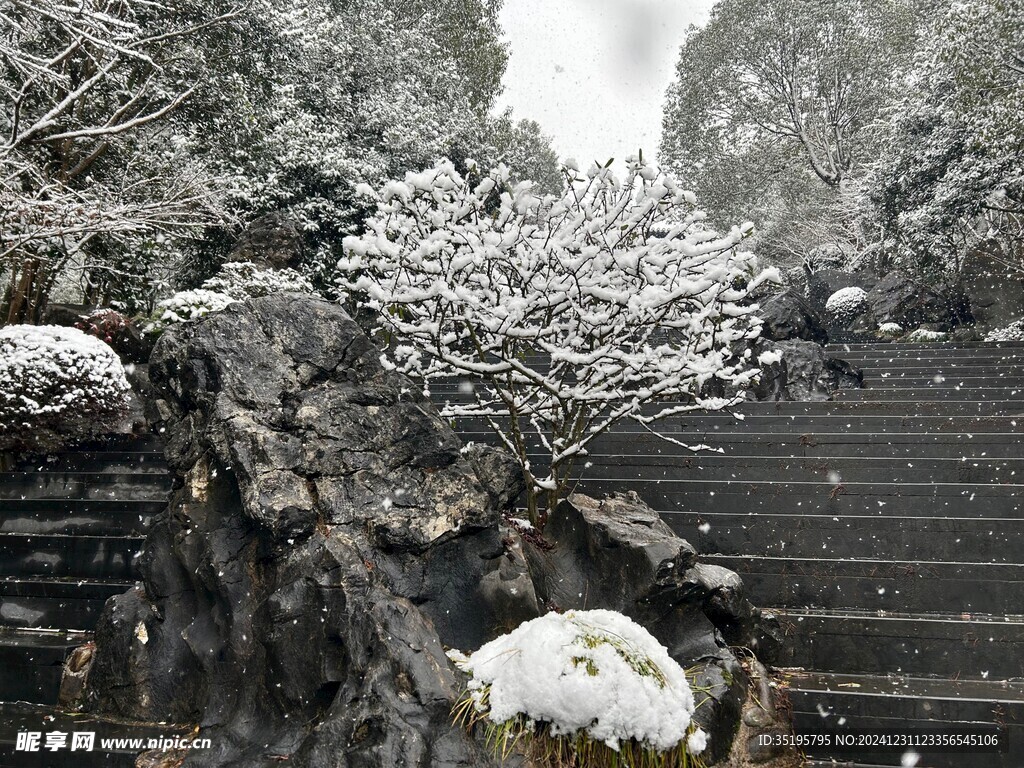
top-left (866, 0), bottom-right (1024, 279)
top-left (659, 0), bottom-right (931, 272)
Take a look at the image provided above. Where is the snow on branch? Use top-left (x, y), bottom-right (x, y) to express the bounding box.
top-left (338, 157), bottom-right (779, 522)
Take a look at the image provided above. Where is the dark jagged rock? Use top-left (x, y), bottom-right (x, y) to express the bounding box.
top-left (753, 339), bottom-right (862, 402)
top-left (523, 491), bottom-right (760, 763)
top-left (760, 290), bottom-right (829, 344)
top-left (227, 212), bottom-right (305, 270)
top-left (87, 294), bottom-right (518, 767)
top-left (87, 294), bottom-right (763, 766)
top-left (866, 272), bottom-right (968, 328)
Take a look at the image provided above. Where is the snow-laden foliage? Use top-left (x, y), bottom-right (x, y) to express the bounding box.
top-left (825, 287), bottom-right (869, 323)
top-left (144, 261), bottom-right (318, 333)
top-left (1, 0), bottom-right (551, 320)
top-left (0, 325), bottom-right (131, 432)
top-left (0, 0), bottom-right (240, 323)
top-left (201, 262), bottom-right (316, 300)
top-left (878, 322), bottom-right (904, 337)
top-left (660, 0), bottom-right (924, 270)
top-left (339, 157), bottom-right (778, 520)
top-left (145, 290), bottom-right (237, 334)
top-left (985, 320), bottom-right (1024, 342)
top-left (868, 0), bottom-right (1024, 277)
top-left (449, 610), bottom-right (706, 764)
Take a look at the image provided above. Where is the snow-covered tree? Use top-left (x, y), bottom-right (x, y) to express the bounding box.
top-left (867, 0), bottom-right (1024, 278)
top-left (660, 0), bottom-right (925, 269)
top-left (0, 0), bottom-right (242, 323)
top-left (338, 158), bottom-right (779, 523)
top-left (1, 0), bottom-right (541, 319)
top-left (169, 0), bottom-right (525, 288)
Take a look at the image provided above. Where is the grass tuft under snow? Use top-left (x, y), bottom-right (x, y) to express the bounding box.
top-left (449, 609), bottom-right (706, 766)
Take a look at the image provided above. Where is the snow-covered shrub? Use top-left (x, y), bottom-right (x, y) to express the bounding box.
top-left (825, 286), bottom-right (868, 324)
top-left (144, 289), bottom-right (237, 334)
top-left (906, 328), bottom-right (948, 342)
top-left (340, 157), bottom-right (778, 523)
top-left (877, 322), bottom-right (903, 338)
top-left (449, 610), bottom-right (706, 767)
top-left (200, 262), bottom-right (315, 299)
top-left (0, 325), bottom-right (131, 433)
top-left (985, 320), bottom-right (1024, 342)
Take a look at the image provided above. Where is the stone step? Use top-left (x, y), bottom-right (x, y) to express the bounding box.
top-left (830, 342), bottom-right (1024, 351)
top-left (586, 483), bottom-right (1023, 518)
top-left (862, 376), bottom-right (1024, 386)
top-left (0, 472), bottom-right (172, 502)
top-left (855, 365), bottom-right (1024, 378)
top-left (0, 499), bottom-right (166, 515)
top-left (572, 456), bottom-right (1024, 485)
top-left (787, 672), bottom-right (1024, 768)
top-left (0, 534), bottom-right (143, 580)
top-left (0, 702), bottom-right (190, 768)
top-left (458, 429), bottom-right (1024, 458)
top-left (664, 510), bottom-right (1024, 563)
top-left (705, 555), bottom-right (1024, 615)
top-left (13, 454), bottom-right (169, 475)
top-left (0, 507), bottom-right (156, 537)
top-left (771, 609), bottom-right (1024, 680)
top-left (0, 629), bottom-right (88, 706)
top-left (838, 388), bottom-right (1024, 401)
top-left (457, 414), bottom-right (1024, 433)
top-left (0, 577), bottom-right (129, 631)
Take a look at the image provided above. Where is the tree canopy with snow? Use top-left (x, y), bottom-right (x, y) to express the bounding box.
top-left (659, 0), bottom-right (939, 272)
top-left (866, 0), bottom-right (1024, 278)
top-left (338, 157), bottom-right (779, 522)
top-left (0, 0), bottom-right (242, 324)
top-left (1, 0), bottom-right (559, 322)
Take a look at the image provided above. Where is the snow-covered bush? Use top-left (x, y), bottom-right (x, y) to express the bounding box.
top-left (144, 289), bottom-right (237, 334)
top-left (906, 328), bottom-right (948, 342)
top-left (449, 610), bottom-right (707, 767)
top-left (825, 286), bottom-right (868, 324)
top-left (0, 325), bottom-right (131, 434)
top-left (200, 262), bottom-right (316, 299)
top-left (985, 320), bottom-right (1024, 342)
top-left (877, 322), bottom-right (904, 338)
top-left (339, 157), bottom-right (778, 523)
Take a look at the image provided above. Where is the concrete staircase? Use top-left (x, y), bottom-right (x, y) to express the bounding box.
top-left (0, 435), bottom-right (171, 767)
top-left (441, 340), bottom-right (1024, 767)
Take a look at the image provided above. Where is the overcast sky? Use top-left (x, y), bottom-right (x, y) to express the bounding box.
top-left (496, 0), bottom-right (718, 168)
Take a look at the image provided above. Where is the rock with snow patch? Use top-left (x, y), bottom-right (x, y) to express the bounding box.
top-left (523, 491), bottom-right (758, 763)
top-left (866, 272), bottom-right (967, 328)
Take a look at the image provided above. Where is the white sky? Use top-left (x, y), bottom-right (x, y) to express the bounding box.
top-left (496, 0), bottom-right (718, 167)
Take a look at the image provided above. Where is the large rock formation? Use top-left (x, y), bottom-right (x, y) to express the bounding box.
top-left (86, 293), bottom-right (767, 766)
top-left (865, 272), bottom-right (969, 329)
top-left (753, 339), bottom-right (863, 402)
top-left (759, 290), bottom-right (828, 344)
